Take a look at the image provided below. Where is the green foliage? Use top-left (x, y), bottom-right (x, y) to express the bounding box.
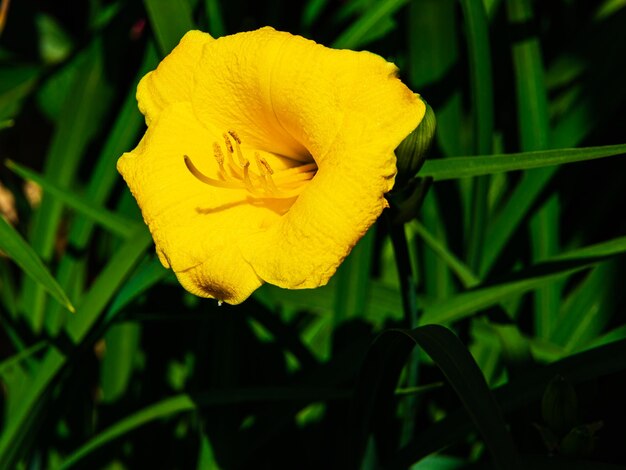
top-left (1, 0), bottom-right (625, 468)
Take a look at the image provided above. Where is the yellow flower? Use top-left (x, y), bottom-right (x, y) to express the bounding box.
top-left (117, 27), bottom-right (425, 304)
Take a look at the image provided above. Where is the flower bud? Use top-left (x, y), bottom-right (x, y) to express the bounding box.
top-left (560, 423), bottom-right (601, 457)
top-left (394, 98), bottom-right (436, 190)
top-left (541, 375), bottom-right (578, 436)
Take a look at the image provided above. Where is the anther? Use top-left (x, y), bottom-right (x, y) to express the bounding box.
top-left (227, 130), bottom-right (241, 144)
top-left (255, 153), bottom-right (277, 194)
top-left (213, 143), bottom-right (224, 165)
top-left (241, 159), bottom-right (257, 194)
top-left (223, 133), bottom-right (233, 154)
top-left (227, 132), bottom-right (246, 167)
top-left (258, 157), bottom-right (274, 175)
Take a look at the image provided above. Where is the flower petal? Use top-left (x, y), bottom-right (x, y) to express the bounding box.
top-left (137, 30), bottom-right (214, 124)
top-left (190, 27), bottom-right (424, 288)
top-left (117, 101), bottom-right (286, 304)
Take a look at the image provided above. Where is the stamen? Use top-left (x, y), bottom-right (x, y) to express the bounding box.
top-left (184, 130), bottom-right (319, 200)
top-left (184, 155), bottom-right (244, 189)
top-left (255, 153), bottom-right (278, 193)
top-left (212, 143), bottom-right (227, 179)
top-left (241, 159), bottom-right (258, 194)
top-left (228, 130), bottom-right (247, 167)
top-left (222, 133), bottom-right (243, 178)
top-left (258, 157), bottom-right (274, 175)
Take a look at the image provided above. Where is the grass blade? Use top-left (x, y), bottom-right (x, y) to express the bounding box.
top-left (331, 0), bottom-right (409, 49)
top-left (65, 227), bottom-right (152, 343)
top-left (0, 228), bottom-right (153, 466)
top-left (20, 39), bottom-right (110, 331)
top-left (412, 219), bottom-right (479, 289)
top-left (506, 0), bottom-right (557, 338)
top-left (459, 0), bottom-right (494, 271)
top-left (419, 144), bottom-right (626, 180)
top-left (44, 41), bottom-right (158, 333)
top-left (0, 216), bottom-right (74, 312)
top-left (5, 160), bottom-right (140, 239)
top-left (349, 325), bottom-right (522, 469)
top-left (144, 0), bottom-right (195, 55)
top-left (204, 0), bottom-right (226, 37)
top-left (420, 235), bottom-right (626, 325)
top-left (551, 262), bottom-right (617, 352)
top-left (60, 387), bottom-right (349, 468)
top-left (59, 394), bottom-right (196, 469)
top-left (392, 337), bottom-right (626, 466)
top-left (333, 229), bottom-right (375, 325)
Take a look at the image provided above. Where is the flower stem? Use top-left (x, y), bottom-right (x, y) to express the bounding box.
top-left (388, 217), bottom-right (420, 447)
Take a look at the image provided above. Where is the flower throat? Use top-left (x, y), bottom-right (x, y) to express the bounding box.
top-left (185, 130), bottom-right (317, 199)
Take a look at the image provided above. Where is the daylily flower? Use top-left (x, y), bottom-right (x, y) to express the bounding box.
top-left (118, 27), bottom-right (425, 304)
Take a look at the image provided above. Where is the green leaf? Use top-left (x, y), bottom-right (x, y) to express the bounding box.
top-left (551, 262), bottom-right (617, 352)
top-left (419, 144), bottom-right (626, 181)
top-left (0, 216), bottom-right (74, 312)
top-left (420, 235), bottom-right (626, 325)
top-left (0, 341), bottom-right (47, 377)
top-left (0, 66), bottom-right (40, 121)
top-left (333, 228), bottom-right (375, 324)
top-left (332, 0), bottom-right (409, 49)
top-left (348, 325), bottom-right (522, 469)
top-left (105, 255), bottom-right (170, 322)
top-left (197, 432), bottom-right (222, 470)
top-left (459, 0), bottom-right (494, 271)
top-left (59, 387), bottom-right (348, 468)
top-left (302, 0), bottom-right (329, 29)
top-left (0, 229), bottom-right (153, 467)
top-left (59, 394), bottom-right (196, 469)
top-left (506, 0), bottom-right (557, 338)
top-left (411, 219), bottom-right (479, 288)
top-left (144, 0), bottom-right (195, 55)
top-left (44, 41), bottom-right (158, 334)
top-left (5, 160), bottom-right (140, 239)
top-left (392, 338), bottom-right (626, 467)
top-left (100, 322), bottom-right (141, 403)
top-left (21, 38), bottom-right (112, 331)
top-left (204, 0), bottom-right (226, 37)
top-left (65, 227), bottom-right (152, 343)
top-left (480, 167), bottom-right (555, 274)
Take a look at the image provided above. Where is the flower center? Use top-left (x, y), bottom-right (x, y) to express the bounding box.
top-left (185, 130), bottom-right (317, 199)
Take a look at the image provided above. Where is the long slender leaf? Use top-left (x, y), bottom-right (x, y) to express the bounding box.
top-left (391, 337), bottom-right (626, 467)
top-left (0, 341), bottom-right (46, 376)
top-left (348, 325), bottom-right (521, 469)
top-left (333, 229), bottom-right (375, 324)
top-left (59, 394), bottom-right (196, 469)
top-left (5, 160), bottom-right (140, 239)
top-left (144, 0), bottom-right (195, 55)
top-left (204, 0), bottom-right (226, 37)
top-left (332, 0), bottom-right (409, 49)
top-left (21, 39), bottom-right (110, 331)
top-left (0, 229), bottom-right (152, 466)
top-left (0, 216), bottom-right (73, 312)
top-left (44, 41), bottom-right (159, 333)
top-left (459, 0), bottom-right (494, 271)
top-left (419, 144), bottom-right (626, 180)
top-left (65, 227), bottom-right (152, 343)
top-left (506, 0), bottom-right (557, 339)
top-left (60, 387), bottom-right (349, 468)
top-left (412, 219), bottom-right (479, 288)
top-left (420, 235), bottom-right (626, 325)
